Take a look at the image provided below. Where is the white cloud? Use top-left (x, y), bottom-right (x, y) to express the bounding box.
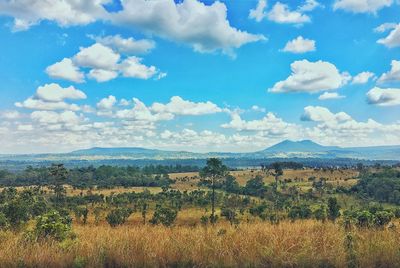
top-left (352, 71), bottom-right (376, 84)
top-left (222, 112), bottom-right (296, 136)
top-left (97, 95), bottom-right (117, 110)
top-left (298, 0), bottom-right (323, 12)
top-left (119, 57), bottom-right (158, 79)
top-left (251, 105), bottom-right (266, 113)
top-left (377, 23), bottom-right (400, 48)
top-left (15, 98), bottom-right (80, 111)
top-left (377, 60), bottom-right (400, 84)
top-left (48, 42), bottom-right (162, 83)
top-left (14, 83), bottom-right (85, 111)
top-left (282, 36), bottom-right (316, 53)
top-left (31, 110), bottom-right (82, 125)
top-left (111, 0), bottom-right (266, 54)
top-left (115, 98), bottom-right (174, 122)
top-left (151, 96), bottom-right (222, 116)
top-left (269, 60), bottom-right (350, 93)
top-left (318, 92), bottom-right (345, 100)
top-left (1, 0), bottom-right (265, 55)
top-left (0, 110), bottom-right (21, 120)
top-left (302, 106), bottom-right (352, 122)
top-left (267, 2), bottom-right (310, 24)
top-left (249, 0), bottom-right (267, 22)
top-left (333, 0), bottom-right (393, 14)
top-left (73, 43), bottom-right (120, 70)
top-left (92, 34), bottom-right (155, 55)
top-left (367, 87), bottom-right (400, 106)
top-left (17, 124), bottom-right (34, 131)
top-left (374, 22), bottom-right (398, 33)
top-left (45, 58), bottom-right (85, 83)
top-left (35, 83), bottom-right (86, 102)
top-left (88, 69), bottom-right (119, 82)
top-left (0, 0), bottom-right (108, 31)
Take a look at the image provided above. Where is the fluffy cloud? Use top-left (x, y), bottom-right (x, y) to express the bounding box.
top-left (88, 69), bottom-right (119, 82)
top-left (115, 98), bottom-right (174, 123)
top-left (377, 23), bottom-right (400, 48)
top-left (318, 92), bottom-right (345, 100)
top-left (35, 83), bottom-right (86, 102)
top-left (352, 71), bottom-right (376, 84)
top-left (47, 42), bottom-right (162, 83)
top-left (301, 106), bottom-right (400, 146)
top-left (269, 60), bottom-right (350, 93)
top-left (97, 95), bottom-right (117, 110)
top-left (0, 111), bottom-right (21, 120)
top-left (111, 0), bottom-right (265, 54)
top-left (333, 0), bottom-right (393, 14)
top-left (0, 0), bottom-right (108, 31)
top-left (15, 98), bottom-right (80, 111)
top-left (31, 110), bottom-right (83, 125)
top-left (367, 87), bottom-right (400, 106)
top-left (298, 0), bottom-right (323, 12)
top-left (15, 83), bottom-right (85, 111)
top-left (282, 36), bottom-right (316, 53)
top-left (249, 0), bottom-right (267, 22)
top-left (222, 112), bottom-right (296, 136)
top-left (92, 34), bottom-right (155, 55)
top-left (119, 57), bottom-right (158, 79)
top-left (45, 58), bottom-right (85, 83)
top-left (73, 43), bottom-right (120, 70)
top-left (1, 0), bottom-right (264, 55)
top-left (267, 2), bottom-right (311, 24)
top-left (302, 106), bottom-right (352, 122)
top-left (151, 96), bottom-right (222, 116)
top-left (377, 60), bottom-right (400, 84)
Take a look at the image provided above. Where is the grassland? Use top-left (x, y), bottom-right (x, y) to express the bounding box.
top-left (0, 220), bottom-right (399, 267)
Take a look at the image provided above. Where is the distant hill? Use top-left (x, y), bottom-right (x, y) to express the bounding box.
top-left (1, 140), bottom-right (399, 162)
top-left (257, 140), bottom-right (400, 160)
top-left (262, 140), bottom-right (339, 153)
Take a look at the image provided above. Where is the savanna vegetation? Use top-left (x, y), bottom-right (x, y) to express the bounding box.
top-left (0, 159), bottom-right (399, 267)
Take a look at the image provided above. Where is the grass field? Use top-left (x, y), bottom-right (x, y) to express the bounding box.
top-left (0, 220), bottom-right (399, 267)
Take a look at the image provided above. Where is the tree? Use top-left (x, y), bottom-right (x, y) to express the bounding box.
top-left (106, 207), bottom-right (133, 227)
top-left (314, 205), bottom-right (327, 222)
top-left (150, 205), bottom-right (177, 227)
top-left (34, 210), bottom-right (72, 241)
top-left (268, 162), bottom-right (283, 192)
top-left (49, 164), bottom-right (68, 201)
top-left (200, 158), bottom-right (228, 224)
top-left (327, 197), bottom-right (341, 222)
top-left (221, 208), bottom-right (238, 225)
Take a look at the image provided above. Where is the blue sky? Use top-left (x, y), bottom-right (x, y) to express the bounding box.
top-left (0, 0), bottom-right (399, 154)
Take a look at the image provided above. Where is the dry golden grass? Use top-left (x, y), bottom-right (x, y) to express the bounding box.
top-left (0, 220), bottom-right (399, 267)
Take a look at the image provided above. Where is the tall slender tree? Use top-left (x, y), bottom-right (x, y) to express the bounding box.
top-left (200, 158), bottom-right (228, 224)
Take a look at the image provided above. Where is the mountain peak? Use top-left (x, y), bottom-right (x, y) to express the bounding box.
top-left (262, 140), bottom-right (331, 153)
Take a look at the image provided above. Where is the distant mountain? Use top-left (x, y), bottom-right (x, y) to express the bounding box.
top-left (256, 140), bottom-right (400, 160)
top-left (1, 140), bottom-right (399, 162)
top-left (262, 140), bottom-right (339, 153)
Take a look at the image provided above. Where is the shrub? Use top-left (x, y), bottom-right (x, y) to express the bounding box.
top-left (34, 210), bottom-right (73, 241)
top-left (314, 206), bottom-right (327, 222)
top-left (374, 211), bottom-right (394, 228)
top-left (0, 212), bottom-right (9, 230)
top-left (220, 208), bottom-right (239, 225)
top-left (150, 205), bottom-right (177, 227)
top-left (106, 208), bottom-right (133, 227)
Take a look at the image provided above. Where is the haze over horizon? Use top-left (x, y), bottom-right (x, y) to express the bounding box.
top-left (0, 0), bottom-right (399, 154)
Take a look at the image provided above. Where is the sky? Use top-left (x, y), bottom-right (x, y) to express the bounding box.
top-left (0, 0), bottom-right (399, 154)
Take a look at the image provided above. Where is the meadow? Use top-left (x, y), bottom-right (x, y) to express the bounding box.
top-left (0, 161), bottom-right (399, 267)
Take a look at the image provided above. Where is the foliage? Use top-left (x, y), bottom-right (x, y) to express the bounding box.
top-left (150, 205), bottom-right (177, 227)
top-left (327, 197), bottom-right (341, 221)
top-left (106, 208), bottom-right (133, 227)
top-left (34, 210), bottom-right (73, 241)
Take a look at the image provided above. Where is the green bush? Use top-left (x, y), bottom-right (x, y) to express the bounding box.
top-left (34, 210), bottom-right (73, 241)
top-left (106, 208), bottom-right (133, 227)
top-left (150, 205), bottom-right (177, 227)
top-left (0, 212), bottom-right (9, 230)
